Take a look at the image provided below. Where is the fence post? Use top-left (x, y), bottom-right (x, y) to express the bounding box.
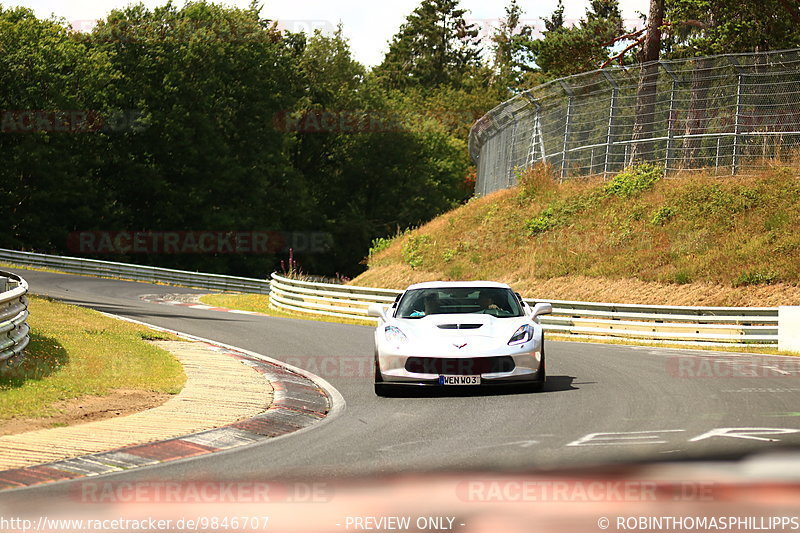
top-left (601, 70), bottom-right (619, 179)
top-left (508, 112), bottom-right (520, 187)
top-left (522, 91), bottom-right (546, 166)
top-left (660, 61), bottom-right (680, 176)
top-left (728, 57), bottom-right (744, 175)
top-left (559, 80), bottom-right (574, 181)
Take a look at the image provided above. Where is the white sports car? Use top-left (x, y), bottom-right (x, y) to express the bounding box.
top-left (368, 281), bottom-right (552, 396)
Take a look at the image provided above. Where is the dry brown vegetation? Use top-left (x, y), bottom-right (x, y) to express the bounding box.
top-left (354, 163), bottom-right (800, 306)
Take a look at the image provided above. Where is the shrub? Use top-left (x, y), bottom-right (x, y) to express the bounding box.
top-left (526, 207), bottom-right (558, 235)
top-left (733, 270), bottom-right (779, 287)
top-left (651, 206), bottom-right (676, 225)
top-left (673, 270), bottom-right (692, 284)
top-left (517, 163), bottom-right (556, 201)
top-left (368, 237), bottom-right (393, 257)
top-left (603, 163), bottom-right (662, 198)
top-left (402, 234), bottom-right (432, 269)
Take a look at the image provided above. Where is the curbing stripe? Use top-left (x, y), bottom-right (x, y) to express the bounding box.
top-left (0, 331), bottom-right (337, 492)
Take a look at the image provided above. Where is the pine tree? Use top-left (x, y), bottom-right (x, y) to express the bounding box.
top-left (373, 0), bottom-right (481, 89)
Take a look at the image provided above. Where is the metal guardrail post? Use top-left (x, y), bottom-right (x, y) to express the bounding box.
top-left (0, 271), bottom-right (30, 367)
top-left (0, 249), bottom-right (271, 294)
top-left (268, 273), bottom-right (779, 347)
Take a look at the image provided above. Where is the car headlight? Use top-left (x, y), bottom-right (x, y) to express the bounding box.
top-left (384, 325), bottom-right (408, 345)
top-left (508, 324), bottom-right (534, 345)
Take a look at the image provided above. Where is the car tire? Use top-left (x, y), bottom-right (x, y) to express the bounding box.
top-left (374, 352), bottom-right (391, 397)
top-left (524, 341), bottom-right (546, 393)
top-left (374, 383), bottom-right (394, 397)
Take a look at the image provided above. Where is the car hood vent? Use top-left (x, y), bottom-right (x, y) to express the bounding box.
top-left (437, 324), bottom-right (483, 330)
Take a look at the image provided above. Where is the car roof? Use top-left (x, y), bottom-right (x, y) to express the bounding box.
top-left (403, 280), bottom-right (513, 291)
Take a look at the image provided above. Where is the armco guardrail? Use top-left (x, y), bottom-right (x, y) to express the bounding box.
top-left (0, 249), bottom-right (270, 294)
top-left (0, 271), bottom-right (30, 365)
top-left (269, 273), bottom-right (780, 347)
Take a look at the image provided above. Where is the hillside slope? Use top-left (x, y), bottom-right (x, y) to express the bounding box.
top-left (352, 164), bottom-right (800, 306)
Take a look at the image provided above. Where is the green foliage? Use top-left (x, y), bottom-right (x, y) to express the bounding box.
top-left (651, 206), bottom-right (677, 226)
top-left (603, 164), bottom-right (662, 198)
top-left (678, 183), bottom-right (761, 219)
top-left (665, 0), bottom-right (800, 57)
top-left (733, 270), bottom-right (779, 287)
top-left (514, 0), bottom-right (623, 79)
top-left (673, 270), bottom-right (692, 284)
top-left (369, 237), bottom-right (394, 257)
top-left (402, 234), bottom-right (432, 269)
top-left (764, 211), bottom-right (789, 232)
top-left (526, 207), bottom-right (559, 235)
top-left (373, 0), bottom-right (482, 89)
top-left (0, 2), bottom-right (479, 279)
top-left (525, 164), bottom-right (663, 236)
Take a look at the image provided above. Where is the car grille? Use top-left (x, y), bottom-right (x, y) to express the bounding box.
top-left (405, 356), bottom-right (515, 375)
top-left (437, 324), bottom-right (483, 330)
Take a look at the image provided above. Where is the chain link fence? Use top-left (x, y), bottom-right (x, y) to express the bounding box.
top-left (470, 48), bottom-right (800, 195)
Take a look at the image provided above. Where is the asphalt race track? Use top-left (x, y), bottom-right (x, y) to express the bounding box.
top-left (2, 267), bottom-right (800, 503)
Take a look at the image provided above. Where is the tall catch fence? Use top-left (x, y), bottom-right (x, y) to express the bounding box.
top-left (470, 48), bottom-right (800, 195)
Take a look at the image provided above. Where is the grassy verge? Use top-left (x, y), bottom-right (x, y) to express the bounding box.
top-left (199, 293), bottom-right (374, 326)
top-left (356, 164), bottom-right (800, 307)
top-left (0, 296), bottom-right (185, 421)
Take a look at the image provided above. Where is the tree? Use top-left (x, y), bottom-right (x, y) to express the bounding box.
top-left (665, 0), bottom-right (800, 57)
top-left (85, 1), bottom-right (311, 275)
top-left (659, 0), bottom-right (800, 166)
top-left (291, 29), bottom-right (469, 275)
top-left (490, 0), bottom-right (523, 89)
top-left (516, 0), bottom-right (623, 79)
top-left (628, 0), bottom-right (665, 163)
top-left (373, 0), bottom-right (481, 89)
top-left (0, 7), bottom-right (117, 251)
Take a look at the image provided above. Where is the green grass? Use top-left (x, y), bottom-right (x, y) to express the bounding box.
top-left (0, 296), bottom-right (185, 421)
top-left (355, 163), bottom-right (800, 307)
top-left (199, 293), bottom-right (374, 326)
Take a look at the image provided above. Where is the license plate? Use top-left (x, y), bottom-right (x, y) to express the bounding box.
top-left (438, 375), bottom-right (480, 385)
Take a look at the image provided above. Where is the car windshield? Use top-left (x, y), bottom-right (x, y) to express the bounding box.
top-left (396, 287), bottom-right (523, 318)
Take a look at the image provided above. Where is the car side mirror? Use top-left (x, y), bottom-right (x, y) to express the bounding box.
top-left (530, 302), bottom-right (553, 318)
top-left (368, 303), bottom-right (387, 319)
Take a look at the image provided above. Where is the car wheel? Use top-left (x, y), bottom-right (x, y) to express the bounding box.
top-left (374, 383), bottom-right (394, 397)
top-left (374, 352), bottom-right (391, 396)
top-left (524, 343), bottom-right (546, 393)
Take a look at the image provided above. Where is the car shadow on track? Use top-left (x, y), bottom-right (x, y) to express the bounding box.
top-left (379, 375), bottom-right (579, 398)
